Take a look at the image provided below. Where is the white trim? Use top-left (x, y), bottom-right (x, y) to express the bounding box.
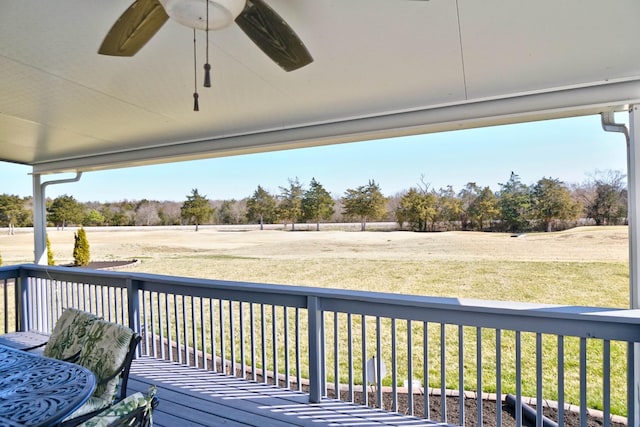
top-left (32, 79), bottom-right (640, 174)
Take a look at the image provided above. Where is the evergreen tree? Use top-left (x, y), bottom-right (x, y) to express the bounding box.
top-left (396, 188), bottom-right (437, 231)
top-left (48, 195), bottom-right (84, 229)
top-left (246, 186), bottom-right (277, 230)
top-left (458, 182), bottom-right (481, 230)
top-left (531, 177), bottom-right (580, 232)
top-left (341, 180), bottom-right (387, 231)
top-left (73, 227), bottom-right (90, 266)
top-left (46, 234), bottom-right (55, 266)
top-left (301, 178), bottom-right (335, 231)
top-left (0, 194), bottom-right (30, 234)
top-left (468, 186), bottom-right (499, 231)
top-left (498, 172), bottom-right (531, 233)
top-left (277, 178), bottom-right (304, 230)
top-left (181, 189), bottom-right (213, 231)
top-left (219, 200), bottom-right (237, 225)
top-left (435, 186), bottom-right (463, 231)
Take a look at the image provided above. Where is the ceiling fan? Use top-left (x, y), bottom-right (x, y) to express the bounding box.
top-left (98, 0), bottom-right (313, 72)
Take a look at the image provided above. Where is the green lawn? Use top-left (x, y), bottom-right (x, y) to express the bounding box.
top-left (0, 225), bottom-right (631, 414)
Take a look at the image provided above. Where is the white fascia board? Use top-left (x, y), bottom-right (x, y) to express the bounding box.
top-left (33, 78), bottom-right (640, 175)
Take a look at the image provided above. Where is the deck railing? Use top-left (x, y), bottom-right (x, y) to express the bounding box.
top-left (1, 264), bottom-right (638, 426)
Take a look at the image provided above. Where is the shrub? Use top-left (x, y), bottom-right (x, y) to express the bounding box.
top-left (46, 234), bottom-right (55, 266)
top-left (73, 228), bottom-right (90, 266)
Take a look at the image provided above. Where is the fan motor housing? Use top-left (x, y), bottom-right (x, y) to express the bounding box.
top-left (159, 0), bottom-right (246, 30)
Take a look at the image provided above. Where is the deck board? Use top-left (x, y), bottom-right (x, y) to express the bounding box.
top-left (128, 357), bottom-right (446, 427)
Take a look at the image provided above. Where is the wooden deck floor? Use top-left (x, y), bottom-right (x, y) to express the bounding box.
top-left (128, 357), bottom-right (448, 427)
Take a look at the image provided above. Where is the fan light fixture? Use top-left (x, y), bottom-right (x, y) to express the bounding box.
top-left (159, 0), bottom-right (245, 30)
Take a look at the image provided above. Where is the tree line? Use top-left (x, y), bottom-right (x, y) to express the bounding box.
top-left (0, 170), bottom-right (627, 233)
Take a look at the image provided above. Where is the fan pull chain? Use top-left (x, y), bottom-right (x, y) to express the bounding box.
top-left (204, 0), bottom-right (211, 88)
top-left (193, 29), bottom-right (199, 111)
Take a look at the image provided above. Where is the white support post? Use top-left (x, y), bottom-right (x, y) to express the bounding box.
top-left (32, 172), bottom-right (84, 264)
top-left (32, 173), bottom-right (47, 265)
top-left (630, 106), bottom-right (640, 309)
top-left (629, 105), bottom-right (640, 425)
top-left (602, 108), bottom-right (639, 424)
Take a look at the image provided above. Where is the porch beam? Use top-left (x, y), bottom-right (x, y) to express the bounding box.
top-left (31, 79), bottom-right (640, 175)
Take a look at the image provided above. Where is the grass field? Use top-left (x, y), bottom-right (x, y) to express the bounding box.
top-left (1, 224), bottom-right (629, 308)
top-left (0, 224), bottom-right (632, 414)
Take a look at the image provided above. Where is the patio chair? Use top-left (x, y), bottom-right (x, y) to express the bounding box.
top-left (74, 386), bottom-right (158, 427)
top-left (0, 307), bottom-right (99, 361)
top-left (60, 319), bottom-right (142, 426)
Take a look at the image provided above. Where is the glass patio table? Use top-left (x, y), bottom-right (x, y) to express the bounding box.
top-left (0, 343), bottom-right (96, 426)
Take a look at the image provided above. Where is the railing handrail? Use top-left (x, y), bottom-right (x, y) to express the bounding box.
top-left (5, 263), bottom-right (640, 342)
top-left (3, 262), bottom-right (639, 423)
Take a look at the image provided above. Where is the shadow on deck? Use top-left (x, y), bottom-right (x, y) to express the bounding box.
top-left (128, 357), bottom-right (448, 427)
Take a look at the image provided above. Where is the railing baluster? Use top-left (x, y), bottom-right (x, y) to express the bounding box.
top-left (200, 297), bottom-right (206, 370)
top-left (191, 296), bottom-right (197, 368)
top-left (175, 294), bottom-right (182, 365)
top-left (391, 318), bottom-right (397, 413)
top-left (376, 316), bottom-right (383, 410)
top-left (496, 329), bottom-right (502, 427)
top-left (407, 319), bottom-right (413, 415)
top-left (347, 313), bottom-right (353, 402)
top-left (2, 279), bottom-right (7, 333)
top-left (271, 305), bottom-right (276, 385)
top-left (558, 335), bottom-right (564, 426)
top-left (142, 291), bottom-right (149, 356)
top-left (166, 294), bottom-right (173, 362)
top-left (183, 295), bottom-right (189, 366)
top-left (516, 330), bottom-right (522, 427)
top-left (440, 323), bottom-right (447, 423)
top-left (284, 306), bottom-right (290, 389)
top-left (603, 339), bottom-right (611, 427)
top-left (150, 292), bottom-right (157, 358)
top-left (239, 302), bottom-right (245, 379)
top-left (321, 310), bottom-right (326, 396)
top-left (261, 304), bottom-right (266, 383)
top-left (477, 327), bottom-right (482, 427)
top-left (334, 311), bottom-right (339, 399)
top-left (536, 333), bottom-right (543, 427)
top-left (458, 325), bottom-right (464, 425)
top-left (250, 303), bottom-right (256, 381)
top-left (220, 299), bottom-right (227, 375)
top-left (296, 307), bottom-right (301, 391)
top-left (230, 301), bottom-right (236, 376)
top-left (580, 337), bottom-right (587, 427)
top-left (210, 298), bottom-right (216, 371)
top-left (424, 321), bottom-right (429, 419)
top-left (159, 293), bottom-right (165, 360)
top-left (362, 314), bottom-right (367, 407)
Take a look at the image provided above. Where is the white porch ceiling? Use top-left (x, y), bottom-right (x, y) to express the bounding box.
top-left (1, 0), bottom-right (639, 174)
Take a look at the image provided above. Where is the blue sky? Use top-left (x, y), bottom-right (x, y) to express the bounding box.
top-left (0, 114), bottom-right (629, 202)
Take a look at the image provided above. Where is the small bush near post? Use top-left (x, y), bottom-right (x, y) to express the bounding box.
top-left (73, 228), bottom-right (90, 266)
top-left (46, 234), bottom-right (55, 266)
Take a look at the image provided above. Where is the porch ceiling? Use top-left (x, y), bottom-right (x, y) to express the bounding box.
top-left (1, 0), bottom-right (639, 174)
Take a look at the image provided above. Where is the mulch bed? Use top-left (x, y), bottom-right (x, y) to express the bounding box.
top-left (324, 389), bottom-right (627, 427)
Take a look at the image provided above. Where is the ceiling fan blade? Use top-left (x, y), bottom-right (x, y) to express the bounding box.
top-left (235, 0), bottom-right (313, 72)
top-left (99, 0), bottom-right (169, 56)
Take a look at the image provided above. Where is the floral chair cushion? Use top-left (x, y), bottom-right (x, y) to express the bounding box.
top-left (77, 386), bottom-right (157, 427)
top-left (77, 320), bottom-right (135, 403)
top-left (65, 397), bottom-right (112, 421)
top-left (44, 308), bottom-right (99, 360)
